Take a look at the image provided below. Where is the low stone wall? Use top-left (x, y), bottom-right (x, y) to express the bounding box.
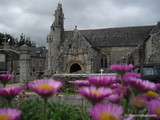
top-left (49, 95), bottom-right (88, 106)
top-left (16, 92), bottom-right (88, 106)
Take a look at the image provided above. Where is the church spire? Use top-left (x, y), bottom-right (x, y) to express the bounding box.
top-left (58, 0), bottom-right (63, 4)
top-left (53, 2), bottom-right (64, 30)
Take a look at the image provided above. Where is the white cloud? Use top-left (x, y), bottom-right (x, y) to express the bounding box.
top-left (0, 0), bottom-right (159, 46)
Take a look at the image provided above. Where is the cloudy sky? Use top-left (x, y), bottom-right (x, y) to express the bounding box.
top-left (0, 0), bottom-right (160, 46)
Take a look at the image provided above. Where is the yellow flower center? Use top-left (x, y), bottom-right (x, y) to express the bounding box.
top-left (146, 91), bottom-right (159, 98)
top-left (0, 115), bottom-right (10, 120)
top-left (91, 90), bottom-right (101, 97)
top-left (155, 108), bottom-right (160, 117)
top-left (100, 112), bottom-right (118, 120)
top-left (38, 84), bottom-right (54, 91)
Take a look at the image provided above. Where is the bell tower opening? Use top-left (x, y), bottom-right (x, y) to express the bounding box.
top-left (70, 63), bottom-right (82, 73)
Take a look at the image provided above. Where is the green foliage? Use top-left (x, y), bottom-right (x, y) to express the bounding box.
top-left (0, 99), bottom-right (90, 120)
top-left (48, 101), bottom-right (87, 120)
top-left (20, 99), bottom-right (42, 120)
top-left (0, 32), bottom-right (16, 46)
top-left (61, 80), bottom-right (76, 95)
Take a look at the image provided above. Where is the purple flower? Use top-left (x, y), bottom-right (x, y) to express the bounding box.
top-left (126, 78), bottom-right (157, 92)
top-left (0, 73), bottom-right (13, 86)
top-left (111, 83), bottom-right (121, 89)
top-left (131, 96), bottom-right (147, 109)
top-left (0, 86), bottom-right (23, 100)
top-left (123, 73), bottom-right (141, 81)
top-left (88, 75), bottom-right (117, 87)
top-left (156, 83), bottom-right (160, 91)
top-left (111, 84), bottom-right (130, 99)
top-left (79, 86), bottom-right (112, 105)
top-left (147, 99), bottom-right (160, 119)
top-left (28, 79), bottom-right (62, 98)
top-left (0, 108), bottom-right (22, 120)
top-left (90, 103), bottom-right (123, 120)
top-left (111, 64), bottom-right (134, 73)
top-left (69, 80), bottom-right (90, 87)
top-left (108, 94), bottom-right (121, 103)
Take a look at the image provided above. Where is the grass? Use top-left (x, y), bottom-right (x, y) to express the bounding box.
top-left (0, 98), bottom-right (90, 120)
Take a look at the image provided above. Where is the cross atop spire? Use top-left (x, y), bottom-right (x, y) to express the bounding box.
top-left (75, 25), bottom-right (78, 30)
top-left (58, 0), bottom-right (63, 4)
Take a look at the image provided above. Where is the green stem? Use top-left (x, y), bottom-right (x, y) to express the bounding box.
top-left (3, 83), bottom-right (6, 88)
top-left (6, 99), bottom-right (12, 108)
top-left (43, 98), bottom-right (47, 120)
top-left (81, 99), bottom-right (88, 120)
top-left (120, 73), bottom-right (125, 86)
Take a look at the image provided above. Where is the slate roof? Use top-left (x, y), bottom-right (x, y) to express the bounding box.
top-left (150, 23), bottom-right (160, 34)
top-left (64, 25), bottom-right (155, 47)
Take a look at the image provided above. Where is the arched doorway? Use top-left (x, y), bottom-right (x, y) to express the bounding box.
top-left (70, 63), bottom-right (82, 73)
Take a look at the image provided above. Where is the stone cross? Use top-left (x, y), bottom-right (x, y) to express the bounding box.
top-left (100, 68), bottom-right (104, 75)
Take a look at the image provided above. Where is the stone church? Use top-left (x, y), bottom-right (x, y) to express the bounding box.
top-left (47, 3), bottom-right (160, 74)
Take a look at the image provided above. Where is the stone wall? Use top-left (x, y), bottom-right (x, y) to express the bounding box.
top-left (145, 32), bottom-right (160, 64)
top-left (100, 47), bottom-right (136, 65)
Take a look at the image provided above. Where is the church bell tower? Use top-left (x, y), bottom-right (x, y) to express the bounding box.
top-left (53, 3), bottom-right (64, 30)
top-left (47, 3), bottom-right (64, 74)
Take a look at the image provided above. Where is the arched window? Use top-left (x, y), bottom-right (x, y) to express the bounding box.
top-left (100, 58), bottom-right (104, 68)
top-left (104, 58), bottom-right (107, 67)
top-left (69, 44), bottom-right (72, 49)
top-left (100, 56), bottom-right (107, 68)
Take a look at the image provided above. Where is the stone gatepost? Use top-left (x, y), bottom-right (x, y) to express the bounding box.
top-left (19, 45), bottom-right (31, 83)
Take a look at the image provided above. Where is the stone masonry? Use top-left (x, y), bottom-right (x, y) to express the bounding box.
top-left (47, 3), bottom-right (160, 75)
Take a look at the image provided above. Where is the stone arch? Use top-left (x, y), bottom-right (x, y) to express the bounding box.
top-left (70, 63), bottom-right (82, 73)
top-left (66, 60), bottom-right (86, 73)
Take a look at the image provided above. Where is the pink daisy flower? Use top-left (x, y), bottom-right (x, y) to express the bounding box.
top-left (108, 94), bottom-right (121, 103)
top-left (88, 75), bottom-right (118, 87)
top-left (28, 79), bottom-right (62, 98)
top-left (90, 103), bottom-right (123, 120)
top-left (0, 73), bottom-right (13, 86)
top-left (156, 83), bottom-right (160, 91)
top-left (0, 108), bottom-right (22, 120)
top-left (126, 78), bottom-right (157, 92)
top-left (147, 99), bottom-right (160, 119)
top-left (69, 80), bottom-right (90, 87)
top-left (111, 64), bottom-right (134, 73)
top-left (0, 86), bottom-right (23, 101)
top-left (123, 72), bottom-right (141, 81)
top-left (112, 84), bottom-right (130, 98)
top-left (79, 86), bottom-right (112, 105)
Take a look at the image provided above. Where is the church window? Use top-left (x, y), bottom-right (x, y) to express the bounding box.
top-left (69, 44), bottom-right (72, 49)
top-left (58, 16), bottom-right (61, 25)
top-left (100, 57), bottom-right (107, 68)
top-left (104, 58), bottom-right (107, 67)
top-left (101, 58), bottom-right (104, 68)
top-left (33, 68), bottom-right (35, 72)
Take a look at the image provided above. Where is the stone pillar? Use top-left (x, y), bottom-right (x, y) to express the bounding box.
top-left (19, 45), bottom-right (31, 83)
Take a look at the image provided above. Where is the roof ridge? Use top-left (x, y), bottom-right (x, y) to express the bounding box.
top-left (65, 25), bottom-right (155, 32)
